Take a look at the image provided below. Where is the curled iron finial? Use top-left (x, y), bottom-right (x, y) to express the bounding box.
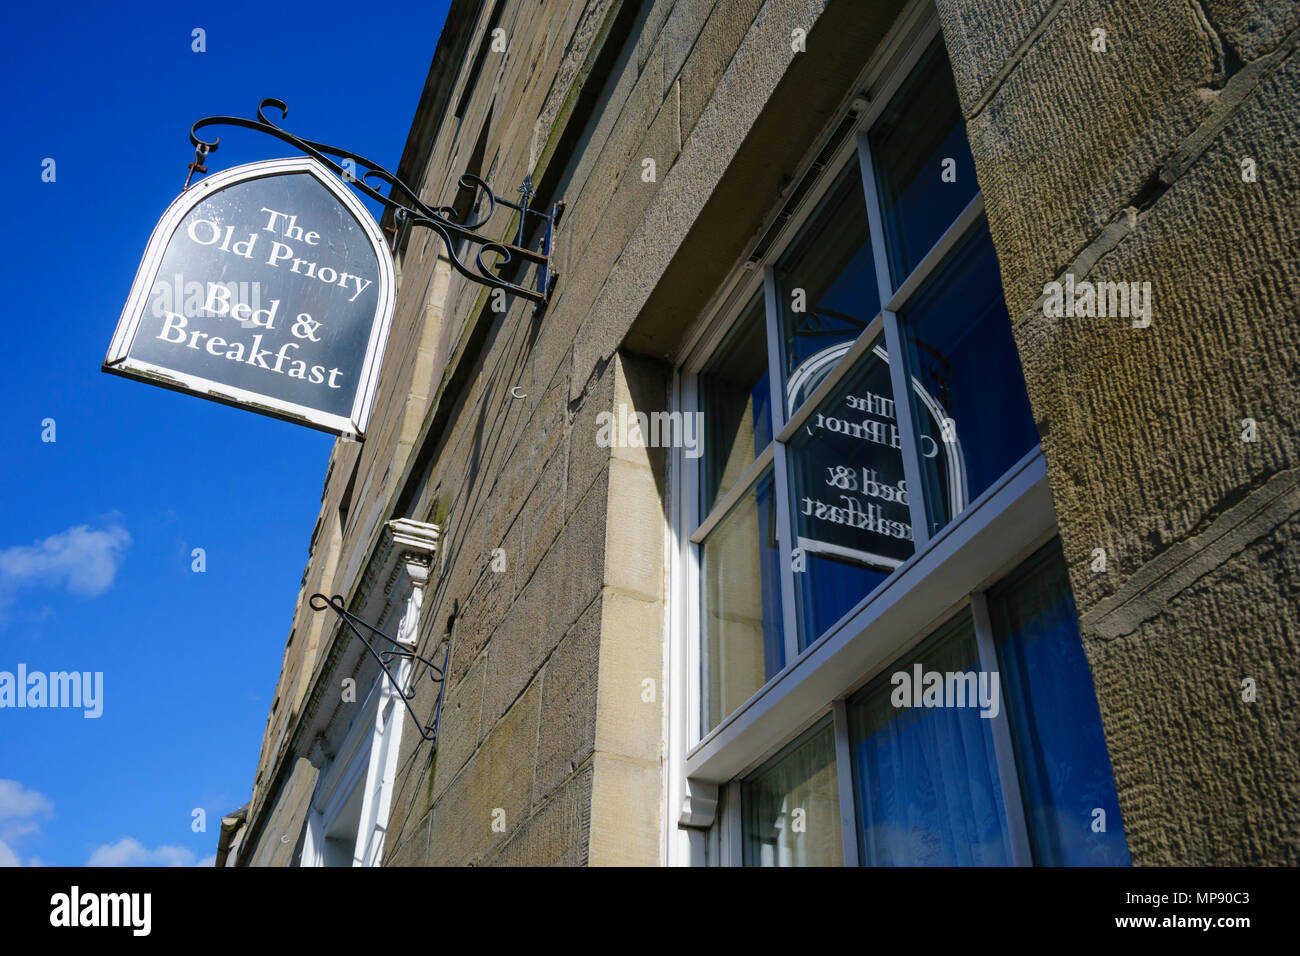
top-left (255, 97), bottom-right (289, 126)
top-left (183, 98), bottom-right (560, 306)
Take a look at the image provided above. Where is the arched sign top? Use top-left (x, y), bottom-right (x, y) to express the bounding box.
top-left (104, 156), bottom-right (397, 438)
top-left (786, 341), bottom-right (968, 571)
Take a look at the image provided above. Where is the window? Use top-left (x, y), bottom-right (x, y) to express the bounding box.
top-left (730, 543), bottom-right (1127, 866)
top-left (847, 612), bottom-right (1010, 865)
top-left (742, 718), bottom-right (842, 866)
top-left (689, 26), bottom-right (1038, 731)
top-left (700, 467), bottom-right (783, 734)
top-left (836, 545), bottom-right (1128, 865)
top-left (988, 542), bottom-right (1131, 865)
top-left (319, 773), bottom-right (365, 867)
top-left (699, 294), bottom-right (771, 515)
top-left (775, 163), bottom-right (879, 405)
top-left (298, 657), bottom-right (409, 867)
top-left (867, 35), bottom-right (978, 284)
top-left (673, 6), bottom-right (1127, 867)
top-left (786, 341), bottom-right (904, 644)
top-left (899, 219), bottom-right (1039, 536)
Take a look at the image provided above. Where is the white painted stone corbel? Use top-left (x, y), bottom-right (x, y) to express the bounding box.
top-left (385, 518), bottom-right (440, 647)
top-left (388, 517), bottom-right (440, 558)
top-left (679, 777), bottom-right (720, 829)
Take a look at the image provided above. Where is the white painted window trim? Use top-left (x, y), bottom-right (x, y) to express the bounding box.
top-left (300, 644), bottom-right (414, 869)
top-left (298, 533), bottom-right (434, 867)
top-left (353, 661), bottom-right (411, 867)
top-left (831, 699), bottom-right (859, 867)
top-left (300, 677), bottom-right (385, 867)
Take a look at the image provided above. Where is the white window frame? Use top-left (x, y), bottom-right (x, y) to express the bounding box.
top-left (299, 660), bottom-right (411, 867)
top-left (298, 549), bottom-right (429, 867)
top-left (665, 0), bottom-right (1052, 866)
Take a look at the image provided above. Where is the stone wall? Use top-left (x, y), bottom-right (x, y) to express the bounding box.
top-left (379, 0), bottom-right (859, 865)
top-left (935, 0), bottom-right (1300, 863)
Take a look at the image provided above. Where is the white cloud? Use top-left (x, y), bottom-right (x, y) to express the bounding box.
top-left (1, 822), bottom-right (39, 842)
top-left (0, 522), bottom-right (131, 599)
top-left (87, 837), bottom-right (200, 867)
top-left (0, 779), bottom-right (52, 822)
top-left (0, 782), bottom-right (52, 866)
top-left (0, 786), bottom-right (214, 868)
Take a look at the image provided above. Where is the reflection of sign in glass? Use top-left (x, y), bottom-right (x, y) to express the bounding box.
top-left (104, 157), bottom-right (396, 437)
top-left (788, 342), bottom-right (966, 571)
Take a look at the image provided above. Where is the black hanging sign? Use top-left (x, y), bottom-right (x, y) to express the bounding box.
top-left (103, 156), bottom-right (396, 438)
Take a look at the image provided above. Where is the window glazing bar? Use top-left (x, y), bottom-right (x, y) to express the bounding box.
top-left (881, 311), bottom-right (931, 549)
top-left (776, 312), bottom-right (885, 444)
top-left (971, 589), bottom-right (1034, 865)
top-left (832, 698), bottom-right (860, 867)
top-left (689, 444), bottom-right (776, 544)
top-left (763, 266), bottom-right (788, 433)
top-left (771, 440), bottom-right (801, 667)
top-left (725, 781), bottom-right (743, 867)
top-left (883, 192), bottom-right (986, 315)
top-left (764, 265), bottom-right (802, 668)
top-left (857, 133), bottom-right (931, 548)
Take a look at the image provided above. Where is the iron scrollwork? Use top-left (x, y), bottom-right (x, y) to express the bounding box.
top-left (309, 593), bottom-right (450, 747)
top-left (188, 97), bottom-right (562, 306)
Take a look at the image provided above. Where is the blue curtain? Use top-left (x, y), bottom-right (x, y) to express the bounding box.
top-left (850, 613), bottom-right (1011, 865)
top-left (990, 543), bottom-right (1131, 865)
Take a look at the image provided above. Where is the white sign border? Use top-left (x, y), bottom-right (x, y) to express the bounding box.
top-left (103, 156), bottom-right (396, 438)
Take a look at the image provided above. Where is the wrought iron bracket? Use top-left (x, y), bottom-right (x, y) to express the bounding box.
top-left (309, 593), bottom-right (450, 747)
top-left (188, 97), bottom-right (562, 307)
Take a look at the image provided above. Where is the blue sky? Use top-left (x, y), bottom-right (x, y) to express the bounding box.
top-left (0, 0), bottom-right (451, 866)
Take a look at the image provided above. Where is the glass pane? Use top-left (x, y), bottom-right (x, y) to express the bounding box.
top-left (869, 35), bottom-right (979, 286)
top-left (699, 294), bottom-right (772, 515)
top-left (742, 718), bottom-right (842, 866)
top-left (786, 338), bottom-right (914, 646)
top-left (990, 542), bottom-right (1131, 866)
top-left (775, 164), bottom-right (880, 418)
top-left (900, 219), bottom-right (1038, 536)
top-left (700, 469), bottom-right (784, 734)
top-left (848, 611), bottom-right (1011, 865)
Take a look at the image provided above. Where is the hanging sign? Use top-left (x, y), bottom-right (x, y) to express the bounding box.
top-left (103, 156), bottom-right (396, 437)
